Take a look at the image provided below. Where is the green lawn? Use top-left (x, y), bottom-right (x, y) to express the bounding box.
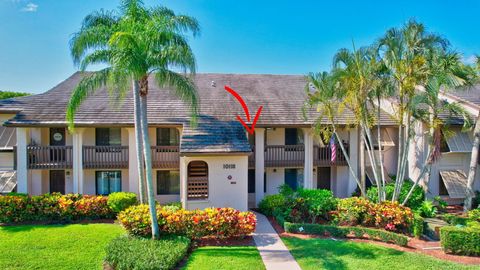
top-left (0, 224), bottom-right (125, 270)
top-left (282, 237), bottom-right (480, 270)
top-left (182, 246), bottom-right (265, 270)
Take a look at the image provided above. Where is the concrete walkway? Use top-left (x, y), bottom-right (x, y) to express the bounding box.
top-left (253, 212), bottom-right (301, 270)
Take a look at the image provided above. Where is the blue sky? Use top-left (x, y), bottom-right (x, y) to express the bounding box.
top-left (1, 0), bottom-right (479, 94)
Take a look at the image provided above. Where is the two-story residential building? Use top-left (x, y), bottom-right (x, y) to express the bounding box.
top-left (1, 72), bottom-right (477, 209)
top-left (0, 73), bottom-right (400, 210)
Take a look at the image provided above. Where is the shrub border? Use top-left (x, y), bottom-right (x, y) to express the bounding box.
top-left (440, 226), bottom-right (480, 256)
top-left (284, 222), bottom-right (409, 247)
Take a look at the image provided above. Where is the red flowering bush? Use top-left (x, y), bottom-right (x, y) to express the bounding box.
top-left (371, 201), bottom-right (414, 232)
top-left (0, 193), bottom-right (115, 223)
top-left (334, 197), bottom-right (413, 233)
top-left (118, 205), bottom-right (257, 239)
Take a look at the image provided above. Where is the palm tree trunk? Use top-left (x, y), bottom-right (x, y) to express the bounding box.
top-left (464, 113), bottom-right (480, 211)
top-left (377, 98), bottom-right (387, 201)
top-left (332, 127), bottom-right (365, 196)
top-left (394, 114), bottom-right (411, 201)
top-left (402, 147), bottom-right (432, 205)
top-left (138, 88), bottom-right (160, 239)
top-left (362, 125), bottom-right (382, 201)
top-left (133, 80), bottom-right (146, 203)
top-left (360, 130), bottom-right (366, 197)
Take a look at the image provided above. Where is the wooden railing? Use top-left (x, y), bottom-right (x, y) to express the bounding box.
top-left (83, 146), bottom-right (129, 169)
top-left (27, 145), bottom-right (73, 169)
top-left (151, 146), bottom-right (180, 169)
top-left (265, 145), bottom-right (305, 167)
top-left (249, 144), bottom-right (349, 168)
top-left (314, 144), bottom-right (348, 166)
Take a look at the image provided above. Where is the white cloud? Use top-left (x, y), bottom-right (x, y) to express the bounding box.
top-left (21, 2), bottom-right (38, 12)
top-left (462, 55), bottom-right (477, 65)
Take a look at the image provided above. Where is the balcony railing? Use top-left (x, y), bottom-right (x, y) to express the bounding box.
top-left (83, 146), bottom-right (129, 169)
top-left (248, 144), bottom-right (349, 168)
top-left (314, 144), bottom-right (348, 166)
top-left (265, 145), bottom-right (305, 167)
top-left (151, 146), bottom-right (180, 169)
top-left (27, 145), bottom-right (73, 169)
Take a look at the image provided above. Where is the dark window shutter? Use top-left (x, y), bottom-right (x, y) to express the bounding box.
top-left (285, 128), bottom-right (298, 145)
top-left (96, 128), bottom-right (110, 146)
top-left (248, 169), bottom-right (255, 193)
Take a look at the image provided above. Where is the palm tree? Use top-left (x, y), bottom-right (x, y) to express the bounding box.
top-left (465, 56), bottom-right (480, 211)
top-left (377, 20), bottom-right (448, 201)
top-left (66, 0), bottom-right (200, 239)
top-left (333, 45), bottom-right (387, 201)
top-left (304, 71), bottom-right (365, 196)
top-left (402, 50), bottom-right (476, 205)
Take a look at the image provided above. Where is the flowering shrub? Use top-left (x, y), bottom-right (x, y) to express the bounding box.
top-left (334, 197), bottom-right (373, 226)
top-left (371, 201), bottom-right (414, 232)
top-left (0, 193), bottom-right (115, 223)
top-left (334, 197), bottom-right (413, 233)
top-left (118, 205), bottom-right (256, 239)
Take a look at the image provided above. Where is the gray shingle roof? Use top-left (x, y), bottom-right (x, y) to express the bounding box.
top-left (447, 85), bottom-right (480, 109)
top-left (180, 115), bottom-right (251, 154)
top-left (0, 72), bottom-right (396, 127)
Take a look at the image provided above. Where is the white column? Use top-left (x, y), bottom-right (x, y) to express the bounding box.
top-left (30, 128), bottom-right (42, 195)
top-left (127, 128), bottom-right (140, 195)
top-left (72, 128), bottom-right (84, 194)
top-left (255, 128), bottom-right (265, 206)
top-left (303, 128), bottom-right (314, 189)
top-left (16, 128), bottom-right (29, 194)
top-left (348, 128), bottom-right (360, 194)
top-left (180, 156), bottom-right (188, 209)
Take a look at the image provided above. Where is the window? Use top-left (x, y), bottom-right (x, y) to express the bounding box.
top-left (157, 170), bottom-right (180, 195)
top-left (96, 171), bottom-right (121, 195)
top-left (248, 169), bottom-right (255, 193)
top-left (187, 161), bottom-right (208, 200)
top-left (96, 128), bottom-right (121, 146)
top-left (157, 128), bottom-right (180, 146)
top-left (285, 128), bottom-right (304, 145)
top-left (285, 168), bottom-right (303, 190)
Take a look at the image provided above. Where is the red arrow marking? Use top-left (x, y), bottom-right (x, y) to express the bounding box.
top-left (224, 85), bottom-right (263, 134)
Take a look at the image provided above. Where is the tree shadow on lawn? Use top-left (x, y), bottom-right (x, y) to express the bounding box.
top-left (190, 246), bottom-right (259, 259)
top-left (0, 222), bottom-right (108, 234)
top-left (284, 237), bottom-right (404, 270)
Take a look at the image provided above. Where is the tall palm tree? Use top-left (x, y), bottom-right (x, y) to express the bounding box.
top-left (465, 56), bottom-right (480, 211)
top-left (304, 71), bottom-right (365, 196)
top-left (333, 46), bottom-right (387, 201)
top-left (66, 0), bottom-right (200, 239)
top-left (402, 50), bottom-right (476, 204)
top-left (377, 20), bottom-right (448, 201)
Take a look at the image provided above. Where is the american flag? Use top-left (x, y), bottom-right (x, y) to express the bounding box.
top-left (330, 135), bottom-right (337, 164)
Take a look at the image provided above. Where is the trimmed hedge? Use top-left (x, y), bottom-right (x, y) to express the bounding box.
top-left (107, 192), bottom-right (137, 213)
top-left (118, 205), bottom-right (256, 239)
top-left (105, 235), bottom-right (190, 270)
top-left (284, 222), bottom-right (409, 246)
top-left (440, 226), bottom-right (480, 256)
top-left (0, 193), bottom-right (115, 223)
top-left (411, 214), bottom-right (424, 239)
top-left (258, 194), bottom-right (285, 216)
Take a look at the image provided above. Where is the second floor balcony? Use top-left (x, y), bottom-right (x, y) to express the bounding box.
top-left (24, 145), bottom-right (180, 170)
top-left (248, 144), bottom-right (349, 168)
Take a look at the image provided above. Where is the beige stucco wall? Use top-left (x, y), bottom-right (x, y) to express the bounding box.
top-left (0, 152), bottom-right (13, 169)
top-left (182, 155), bottom-right (248, 211)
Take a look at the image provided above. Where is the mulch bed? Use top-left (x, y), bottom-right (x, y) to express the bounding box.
top-left (267, 216), bottom-right (480, 265)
